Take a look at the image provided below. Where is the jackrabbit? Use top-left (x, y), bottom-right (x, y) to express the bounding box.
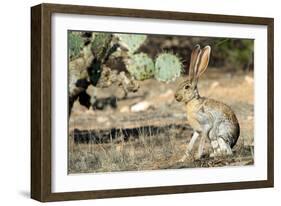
top-left (174, 44), bottom-right (240, 160)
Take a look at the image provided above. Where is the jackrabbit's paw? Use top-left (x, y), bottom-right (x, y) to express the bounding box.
top-left (177, 151), bottom-right (193, 162)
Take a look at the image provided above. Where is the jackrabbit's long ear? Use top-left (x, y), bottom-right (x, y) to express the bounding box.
top-left (195, 45), bottom-right (211, 79)
top-left (189, 44), bottom-right (201, 82)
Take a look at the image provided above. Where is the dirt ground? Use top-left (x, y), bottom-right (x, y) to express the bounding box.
top-left (68, 69), bottom-right (254, 174)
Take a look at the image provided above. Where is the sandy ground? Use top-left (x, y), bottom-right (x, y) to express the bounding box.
top-left (68, 69), bottom-right (254, 173)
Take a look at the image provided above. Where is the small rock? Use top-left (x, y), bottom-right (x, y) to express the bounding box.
top-left (131, 101), bottom-right (151, 112)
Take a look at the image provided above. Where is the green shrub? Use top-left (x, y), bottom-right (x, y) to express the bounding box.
top-left (69, 32), bottom-right (84, 59)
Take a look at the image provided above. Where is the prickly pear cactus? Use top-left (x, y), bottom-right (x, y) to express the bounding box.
top-left (91, 33), bottom-right (112, 60)
top-left (154, 53), bottom-right (182, 82)
top-left (116, 34), bottom-right (147, 54)
top-left (125, 53), bottom-right (155, 80)
top-left (69, 32), bottom-right (84, 59)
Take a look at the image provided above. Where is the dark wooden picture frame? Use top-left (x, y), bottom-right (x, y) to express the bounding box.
top-left (31, 3), bottom-right (274, 202)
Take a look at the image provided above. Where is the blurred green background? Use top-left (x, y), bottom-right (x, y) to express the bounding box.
top-left (69, 31), bottom-right (254, 74)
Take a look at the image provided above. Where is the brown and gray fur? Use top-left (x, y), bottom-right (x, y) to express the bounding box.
top-left (175, 44), bottom-right (240, 160)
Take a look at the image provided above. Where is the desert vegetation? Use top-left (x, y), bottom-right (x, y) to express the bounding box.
top-left (68, 31), bottom-right (254, 174)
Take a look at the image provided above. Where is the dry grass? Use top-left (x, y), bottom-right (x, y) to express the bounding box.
top-left (68, 70), bottom-right (254, 174)
top-left (68, 126), bottom-right (184, 173)
top-left (68, 125), bottom-right (253, 174)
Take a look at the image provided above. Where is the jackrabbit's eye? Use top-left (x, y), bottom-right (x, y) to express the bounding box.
top-left (185, 85), bottom-right (190, 89)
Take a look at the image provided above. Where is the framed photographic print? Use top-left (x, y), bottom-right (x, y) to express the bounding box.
top-left (31, 3), bottom-right (274, 202)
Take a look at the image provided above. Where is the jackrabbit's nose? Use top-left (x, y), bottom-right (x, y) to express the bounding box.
top-left (175, 94), bottom-right (182, 101)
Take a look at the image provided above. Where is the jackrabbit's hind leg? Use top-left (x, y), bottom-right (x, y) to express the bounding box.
top-left (209, 139), bottom-right (219, 157)
top-left (217, 137), bottom-right (232, 155)
top-left (210, 137), bottom-right (232, 157)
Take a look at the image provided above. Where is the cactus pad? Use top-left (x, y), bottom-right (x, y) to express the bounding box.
top-left (154, 53), bottom-right (182, 82)
top-left (69, 32), bottom-right (84, 59)
top-left (117, 34), bottom-right (147, 54)
top-left (125, 53), bottom-right (155, 80)
top-left (91, 33), bottom-right (112, 60)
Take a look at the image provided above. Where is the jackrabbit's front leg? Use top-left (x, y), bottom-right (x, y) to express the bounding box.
top-left (187, 131), bottom-right (200, 154)
top-left (194, 110), bottom-right (212, 159)
top-left (179, 131), bottom-right (200, 162)
top-left (197, 134), bottom-right (206, 159)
